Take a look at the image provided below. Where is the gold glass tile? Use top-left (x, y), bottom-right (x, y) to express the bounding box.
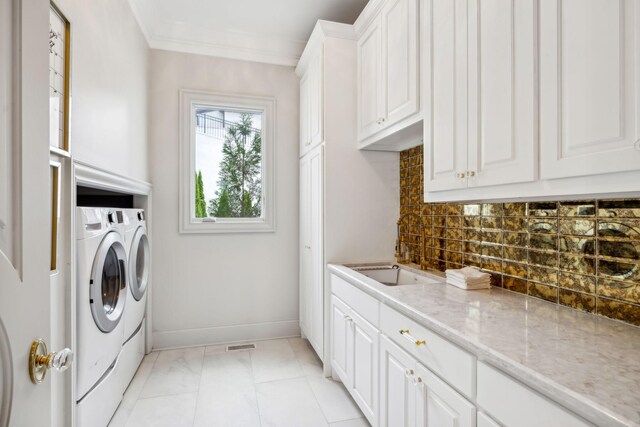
top-left (559, 200), bottom-right (596, 217)
top-left (482, 244), bottom-right (503, 259)
top-left (528, 218), bottom-right (558, 234)
top-left (463, 216), bottom-right (482, 228)
top-left (598, 239), bottom-right (640, 262)
top-left (504, 232), bottom-right (528, 247)
top-left (482, 216), bottom-right (503, 230)
top-left (482, 231), bottom-right (503, 244)
top-left (465, 254), bottom-right (482, 267)
top-left (559, 289), bottom-right (596, 313)
top-left (503, 276), bottom-right (527, 294)
top-left (597, 258), bottom-right (640, 282)
top-left (597, 277), bottom-right (640, 305)
top-left (400, 167), bottom-right (409, 178)
top-left (503, 203), bottom-right (526, 216)
top-left (488, 273), bottom-right (503, 287)
top-left (503, 261), bottom-right (527, 278)
top-left (422, 205), bottom-right (433, 216)
top-left (447, 251), bottom-right (463, 264)
top-left (559, 236), bottom-right (594, 255)
top-left (559, 253), bottom-right (596, 275)
top-left (598, 199), bottom-right (640, 218)
top-left (433, 216), bottom-right (446, 227)
top-left (400, 157), bottom-right (409, 169)
top-left (527, 282), bottom-right (558, 303)
top-left (503, 246), bottom-right (528, 263)
top-left (423, 225), bottom-right (434, 237)
top-left (434, 227), bottom-right (447, 238)
top-left (446, 216), bottom-right (462, 228)
top-left (400, 150), bottom-right (409, 160)
top-left (528, 250), bottom-right (558, 268)
top-left (464, 241), bottom-right (481, 254)
top-left (597, 298), bottom-right (640, 327)
top-left (482, 203), bottom-right (504, 217)
top-left (447, 262), bottom-right (464, 270)
top-left (409, 166), bottom-right (421, 176)
top-left (446, 228), bottom-right (463, 240)
top-left (465, 229), bottom-right (482, 242)
top-left (558, 272), bottom-right (596, 294)
top-left (528, 202), bottom-right (558, 217)
top-left (463, 204), bottom-right (481, 216)
top-left (599, 219), bottom-right (640, 242)
top-left (503, 216), bottom-right (527, 231)
top-left (559, 219), bottom-right (596, 236)
top-left (433, 204), bottom-right (447, 215)
top-left (482, 257), bottom-right (503, 274)
top-left (529, 233), bottom-right (558, 251)
top-left (447, 239), bottom-right (463, 252)
top-left (528, 265), bottom-right (558, 286)
top-left (447, 204), bottom-right (463, 216)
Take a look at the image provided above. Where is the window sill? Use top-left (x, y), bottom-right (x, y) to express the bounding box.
top-left (179, 218), bottom-right (276, 234)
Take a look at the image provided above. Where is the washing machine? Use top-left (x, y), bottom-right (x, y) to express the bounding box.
top-left (118, 208), bottom-right (150, 392)
top-left (76, 207), bottom-right (127, 427)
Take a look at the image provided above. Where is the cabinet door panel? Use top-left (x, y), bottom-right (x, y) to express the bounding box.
top-left (351, 310), bottom-right (379, 426)
top-left (382, 0), bottom-right (419, 127)
top-left (330, 296), bottom-right (352, 387)
top-left (415, 364), bottom-right (476, 427)
top-left (540, 0), bottom-right (640, 178)
top-left (299, 72), bottom-right (311, 156)
top-left (358, 17), bottom-right (383, 141)
top-left (308, 146), bottom-right (324, 357)
top-left (379, 335), bottom-right (416, 427)
top-left (423, 0), bottom-right (468, 192)
top-left (309, 50), bottom-right (324, 146)
top-left (477, 412), bottom-right (501, 427)
top-left (299, 157), bottom-right (311, 338)
top-left (467, 0), bottom-right (537, 187)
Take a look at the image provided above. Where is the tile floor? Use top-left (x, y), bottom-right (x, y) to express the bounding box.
top-left (108, 337), bottom-right (369, 427)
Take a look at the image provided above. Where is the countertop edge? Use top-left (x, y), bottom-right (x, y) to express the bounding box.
top-left (327, 263), bottom-right (633, 427)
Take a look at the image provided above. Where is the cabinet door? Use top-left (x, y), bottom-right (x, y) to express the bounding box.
top-left (299, 156), bottom-right (312, 339)
top-left (382, 0), bottom-right (419, 127)
top-left (308, 146), bottom-right (324, 358)
top-left (299, 71), bottom-right (311, 156)
top-left (308, 50), bottom-right (324, 147)
top-left (477, 412), bottom-right (501, 427)
top-left (379, 335), bottom-right (416, 427)
top-left (351, 310), bottom-right (379, 426)
top-left (415, 364), bottom-right (476, 427)
top-left (539, 0), bottom-right (640, 179)
top-left (466, 0), bottom-right (537, 187)
top-left (423, 0), bottom-right (468, 192)
top-left (330, 296), bottom-right (352, 387)
top-left (358, 16), bottom-right (384, 141)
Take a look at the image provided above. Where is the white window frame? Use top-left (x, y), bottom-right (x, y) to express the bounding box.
top-left (179, 89), bottom-right (276, 234)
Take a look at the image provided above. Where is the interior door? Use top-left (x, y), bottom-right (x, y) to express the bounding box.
top-left (423, 0), bottom-right (468, 192)
top-left (0, 0), bottom-right (64, 426)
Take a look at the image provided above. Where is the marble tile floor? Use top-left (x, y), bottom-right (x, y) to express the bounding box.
top-left (108, 337), bottom-right (369, 427)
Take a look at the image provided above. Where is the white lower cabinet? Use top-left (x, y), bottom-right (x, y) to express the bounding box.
top-left (477, 412), bottom-right (500, 427)
top-left (379, 335), bottom-right (417, 427)
top-left (330, 295), bottom-right (379, 426)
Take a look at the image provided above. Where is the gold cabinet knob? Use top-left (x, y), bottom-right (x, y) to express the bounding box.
top-left (399, 329), bottom-right (409, 335)
top-left (415, 340), bottom-right (427, 346)
top-left (29, 339), bottom-right (73, 384)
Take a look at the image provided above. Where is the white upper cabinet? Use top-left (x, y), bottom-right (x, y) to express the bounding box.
top-left (356, 0), bottom-right (421, 150)
top-left (382, 0), bottom-right (419, 128)
top-left (424, 0), bottom-right (537, 192)
top-left (467, 0), bottom-right (537, 188)
top-left (299, 46), bottom-right (324, 157)
top-left (539, 0), bottom-right (640, 179)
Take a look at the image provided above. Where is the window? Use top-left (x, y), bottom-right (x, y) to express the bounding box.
top-left (180, 90), bottom-right (275, 233)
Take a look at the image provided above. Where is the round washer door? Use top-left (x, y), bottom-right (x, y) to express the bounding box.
top-left (90, 231), bottom-right (127, 332)
top-left (129, 227), bottom-right (149, 301)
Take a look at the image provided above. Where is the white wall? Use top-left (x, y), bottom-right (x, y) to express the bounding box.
top-left (149, 50), bottom-right (300, 348)
top-left (55, 0), bottom-right (149, 182)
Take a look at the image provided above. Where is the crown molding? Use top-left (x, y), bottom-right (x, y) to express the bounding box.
top-left (296, 20), bottom-right (356, 76)
top-left (74, 161), bottom-right (152, 196)
top-left (353, 0), bottom-right (385, 36)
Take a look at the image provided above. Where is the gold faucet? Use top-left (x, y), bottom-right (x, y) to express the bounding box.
top-left (396, 212), bottom-right (422, 264)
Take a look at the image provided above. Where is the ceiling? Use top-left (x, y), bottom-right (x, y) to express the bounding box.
top-left (127, 0), bottom-right (369, 66)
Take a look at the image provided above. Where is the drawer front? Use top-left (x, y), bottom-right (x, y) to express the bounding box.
top-left (380, 304), bottom-right (475, 399)
top-left (477, 362), bottom-right (592, 427)
top-left (331, 274), bottom-right (379, 327)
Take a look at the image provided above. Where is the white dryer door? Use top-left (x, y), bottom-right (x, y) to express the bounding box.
top-left (129, 227), bottom-right (149, 301)
top-left (90, 232), bottom-right (127, 332)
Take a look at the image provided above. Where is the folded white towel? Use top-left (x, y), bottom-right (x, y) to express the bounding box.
top-left (445, 267), bottom-right (491, 290)
top-left (446, 277), bottom-right (491, 290)
top-left (446, 266), bottom-right (490, 280)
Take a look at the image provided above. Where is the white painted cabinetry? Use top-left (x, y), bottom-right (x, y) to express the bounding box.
top-left (299, 49), bottom-right (323, 157)
top-left (379, 335), bottom-right (417, 427)
top-left (539, 0), bottom-right (640, 179)
top-left (356, 0), bottom-right (421, 150)
top-left (424, 0), bottom-right (537, 192)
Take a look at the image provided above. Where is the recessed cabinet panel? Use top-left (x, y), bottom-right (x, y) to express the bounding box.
top-left (309, 147), bottom-right (324, 356)
top-left (351, 310), bottom-right (379, 425)
top-left (383, 0), bottom-right (419, 127)
top-left (467, 0), bottom-right (537, 188)
top-left (379, 335), bottom-right (416, 427)
top-left (299, 72), bottom-right (311, 154)
top-left (330, 296), bottom-right (352, 386)
top-left (309, 51), bottom-right (324, 147)
top-left (424, 0), bottom-right (468, 191)
top-left (540, 0), bottom-right (640, 179)
top-left (299, 157), bottom-right (311, 338)
top-left (358, 18), bottom-right (383, 141)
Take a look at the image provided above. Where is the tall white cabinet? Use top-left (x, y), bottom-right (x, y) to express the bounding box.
top-left (296, 21), bottom-right (398, 369)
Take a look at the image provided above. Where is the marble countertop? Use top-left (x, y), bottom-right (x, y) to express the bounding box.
top-left (327, 262), bottom-right (640, 427)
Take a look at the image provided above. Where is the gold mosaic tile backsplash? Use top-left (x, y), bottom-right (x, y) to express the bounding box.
top-left (399, 145), bottom-right (640, 327)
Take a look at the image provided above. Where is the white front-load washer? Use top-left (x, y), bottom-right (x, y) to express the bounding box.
top-left (118, 209), bottom-right (149, 393)
top-left (76, 207), bottom-right (127, 427)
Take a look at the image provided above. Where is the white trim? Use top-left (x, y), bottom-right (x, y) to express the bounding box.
top-left (353, 0), bottom-right (386, 37)
top-left (296, 21), bottom-right (356, 77)
top-left (73, 161), bottom-right (152, 196)
top-left (152, 320), bottom-right (300, 350)
top-left (179, 90), bottom-right (276, 234)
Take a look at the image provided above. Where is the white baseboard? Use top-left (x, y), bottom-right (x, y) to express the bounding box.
top-left (152, 320), bottom-right (301, 350)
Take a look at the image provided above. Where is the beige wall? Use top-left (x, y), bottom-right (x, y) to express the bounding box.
top-left (149, 50), bottom-right (300, 348)
top-left (56, 0), bottom-right (149, 181)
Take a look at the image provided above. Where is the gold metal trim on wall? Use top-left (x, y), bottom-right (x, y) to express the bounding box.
top-left (49, 2), bottom-right (71, 154)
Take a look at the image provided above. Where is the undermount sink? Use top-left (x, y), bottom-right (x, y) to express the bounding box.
top-left (351, 265), bottom-right (441, 286)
